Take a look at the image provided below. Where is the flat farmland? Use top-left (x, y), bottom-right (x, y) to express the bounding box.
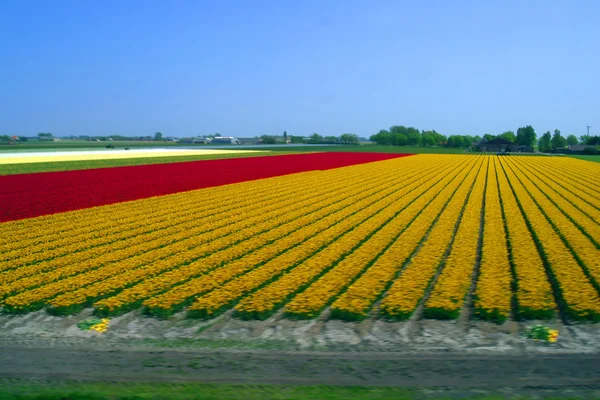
top-left (1, 153), bottom-right (599, 327)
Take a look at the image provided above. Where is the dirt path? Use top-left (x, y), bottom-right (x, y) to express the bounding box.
top-left (1, 345), bottom-right (600, 388)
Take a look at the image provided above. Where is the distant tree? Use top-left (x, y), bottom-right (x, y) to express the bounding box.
top-left (324, 136), bottom-right (338, 144)
top-left (290, 135), bottom-right (304, 144)
top-left (309, 133), bottom-right (324, 144)
top-left (516, 126), bottom-right (537, 146)
top-left (551, 129), bottom-right (567, 149)
top-left (370, 129), bottom-right (392, 145)
top-left (588, 136), bottom-right (600, 145)
top-left (579, 134), bottom-right (591, 144)
top-left (498, 131), bottom-right (516, 142)
top-left (154, 132), bottom-right (163, 141)
top-left (421, 131), bottom-right (437, 146)
top-left (260, 135), bottom-right (277, 144)
top-left (538, 131), bottom-right (552, 152)
top-left (483, 134), bottom-right (495, 142)
top-left (566, 134), bottom-right (579, 146)
top-left (405, 127), bottom-right (421, 146)
top-left (340, 133), bottom-right (359, 145)
top-left (214, 133), bottom-right (222, 137)
top-left (283, 131), bottom-right (288, 143)
top-left (446, 135), bottom-right (471, 148)
top-left (0, 135), bottom-right (10, 143)
top-left (473, 135), bottom-right (482, 143)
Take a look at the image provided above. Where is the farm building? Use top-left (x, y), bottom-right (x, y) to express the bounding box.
top-left (476, 138), bottom-right (518, 153)
top-left (211, 136), bottom-right (241, 144)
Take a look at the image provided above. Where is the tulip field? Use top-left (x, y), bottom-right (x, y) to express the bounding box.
top-left (1, 153), bottom-right (599, 324)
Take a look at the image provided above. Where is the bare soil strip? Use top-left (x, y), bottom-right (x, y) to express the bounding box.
top-left (1, 345), bottom-right (599, 388)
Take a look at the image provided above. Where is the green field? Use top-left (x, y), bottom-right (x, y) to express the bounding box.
top-left (0, 380), bottom-right (587, 400)
top-left (568, 154), bottom-right (600, 163)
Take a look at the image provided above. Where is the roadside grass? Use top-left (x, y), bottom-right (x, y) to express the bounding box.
top-left (0, 381), bottom-right (592, 400)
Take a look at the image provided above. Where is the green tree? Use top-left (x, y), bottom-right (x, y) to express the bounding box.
top-left (283, 131), bottom-right (288, 143)
top-left (290, 135), bottom-right (304, 144)
top-left (498, 131), bottom-right (516, 142)
top-left (391, 133), bottom-right (407, 146)
top-left (340, 133), bottom-right (359, 145)
top-left (551, 129), bottom-right (567, 149)
top-left (214, 133), bottom-right (222, 137)
top-left (0, 135), bottom-right (10, 143)
top-left (154, 132), bottom-right (163, 141)
top-left (566, 134), bottom-right (579, 146)
top-left (324, 136), bottom-right (339, 144)
top-left (421, 130), bottom-right (439, 146)
top-left (260, 135), bottom-right (277, 144)
top-left (405, 128), bottom-right (421, 146)
top-left (538, 131), bottom-right (552, 152)
top-left (370, 129), bottom-right (392, 145)
top-left (483, 134), bottom-right (495, 141)
top-left (516, 126), bottom-right (537, 146)
top-left (309, 133), bottom-right (323, 144)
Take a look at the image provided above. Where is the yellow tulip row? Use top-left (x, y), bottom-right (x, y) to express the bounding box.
top-left (373, 157), bottom-right (484, 320)
top-left (5, 160), bottom-right (419, 314)
top-left (530, 158), bottom-right (600, 205)
top-left (508, 158), bottom-right (600, 241)
top-left (503, 158), bottom-right (600, 290)
top-left (422, 158), bottom-right (487, 319)
top-left (494, 157), bottom-right (555, 319)
top-left (522, 158), bottom-right (600, 218)
top-left (500, 159), bottom-right (600, 321)
top-left (0, 167), bottom-right (374, 291)
top-left (39, 157), bottom-right (433, 315)
top-left (53, 167), bottom-right (411, 316)
top-left (280, 157), bottom-right (478, 319)
top-left (188, 157), bottom-right (470, 320)
top-left (0, 171), bottom-right (327, 265)
top-left (101, 157), bottom-right (448, 317)
top-left (471, 158), bottom-right (513, 322)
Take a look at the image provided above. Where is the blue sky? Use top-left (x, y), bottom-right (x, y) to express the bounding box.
top-left (1, 0), bottom-right (598, 138)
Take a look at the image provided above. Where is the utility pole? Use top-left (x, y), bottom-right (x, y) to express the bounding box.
top-left (587, 125), bottom-right (591, 136)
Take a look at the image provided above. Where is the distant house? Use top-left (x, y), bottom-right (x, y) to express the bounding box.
top-left (569, 144), bottom-right (592, 151)
top-left (477, 138), bottom-right (518, 153)
top-left (211, 136), bottom-right (241, 144)
top-left (238, 137), bottom-right (260, 145)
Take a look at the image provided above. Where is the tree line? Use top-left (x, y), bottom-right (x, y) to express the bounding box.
top-left (369, 124), bottom-right (598, 152)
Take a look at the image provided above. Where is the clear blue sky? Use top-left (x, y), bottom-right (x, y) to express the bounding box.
top-left (1, 0), bottom-right (598, 138)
